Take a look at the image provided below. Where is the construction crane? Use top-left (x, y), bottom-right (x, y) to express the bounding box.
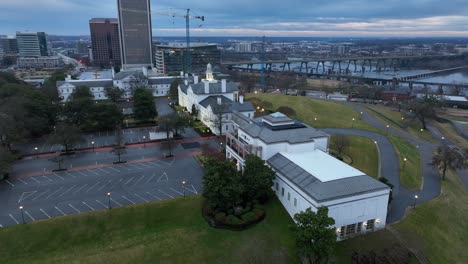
top-left (120, 8), bottom-right (204, 74)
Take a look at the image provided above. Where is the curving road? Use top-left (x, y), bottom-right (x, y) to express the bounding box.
top-left (319, 102), bottom-right (456, 223)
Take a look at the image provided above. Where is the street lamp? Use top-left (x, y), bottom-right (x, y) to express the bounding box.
top-left (352, 118), bottom-right (355, 128)
top-left (314, 117), bottom-right (318, 121)
top-left (143, 136), bottom-right (146, 148)
top-left (413, 195), bottom-right (419, 208)
top-left (19, 206), bottom-right (25, 224)
top-left (107, 192), bottom-right (112, 209)
top-left (386, 125), bottom-right (390, 135)
top-left (403, 157), bottom-right (407, 169)
top-left (182, 181), bottom-right (186, 198)
top-left (420, 128), bottom-right (424, 134)
top-left (34, 147), bottom-right (38, 159)
top-left (91, 141), bottom-right (95, 152)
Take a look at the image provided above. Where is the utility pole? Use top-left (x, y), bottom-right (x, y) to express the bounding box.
top-left (260, 36), bottom-right (266, 91)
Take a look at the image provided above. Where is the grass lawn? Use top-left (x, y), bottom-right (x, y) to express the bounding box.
top-left (0, 196), bottom-right (298, 264)
top-left (365, 105), bottom-right (435, 142)
top-left (395, 170), bottom-right (468, 263)
top-left (330, 135), bottom-right (379, 179)
top-left (246, 93), bottom-right (376, 131)
top-left (388, 135), bottom-right (422, 190)
top-left (432, 121), bottom-right (468, 149)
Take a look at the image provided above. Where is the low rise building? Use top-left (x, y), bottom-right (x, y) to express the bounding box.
top-left (178, 64), bottom-right (255, 135)
top-left (17, 56), bottom-right (63, 70)
top-left (226, 112), bottom-right (390, 240)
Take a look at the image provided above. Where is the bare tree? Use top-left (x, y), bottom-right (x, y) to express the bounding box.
top-left (49, 155), bottom-right (66, 171)
top-left (209, 99), bottom-right (230, 136)
top-left (333, 135), bottom-right (351, 155)
top-left (161, 138), bottom-right (176, 158)
top-left (112, 125), bottom-right (126, 164)
top-left (431, 146), bottom-right (467, 180)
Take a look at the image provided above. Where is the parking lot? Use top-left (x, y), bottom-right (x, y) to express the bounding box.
top-left (0, 156), bottom-right (204, 227)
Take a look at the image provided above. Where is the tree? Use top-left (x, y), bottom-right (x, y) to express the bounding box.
top-left (202, 158), bottom-right (244, 212)
top-left (158, 114), bottom-right (174, 139)
top-left (133, 88), bottom-right (157, 121)
top-left (104, 87), bottom-right (125, 102)
top-left (292, 207), bottom-right (336, 264)
top-left (210, 100), bottom-right (229, 136)
top-left (86, 102), bottom-right (123, 131)
top-left (191, 104), bottom-right (199, 118)
top-left (201, 142), bottom-right (225, 161)
top-left (113, 147), bottom-right (127, 164)
top-left (63, 86), bottom-right (94, 127)
top-left (0, 146), bottom-right (14, 179)
top-left (333, 135), bottom-right (351, 155)
top-left (408, 96), bottom-right (439, 129)
top-left (50, 123), bottom-right (83, 153)
top-left (0, 113), bottom-right (25, 152)
top-left (241, 155), bottom-right (276, 202)
top-left (169, 79), bottom-right (180, 99)
top-left (431, 146), bottom-right (467, 180)
top-left (161, 138), bottom-right (176, 158)
top-left (172, 112), bottom-right (191, 137)
top-left (49, 155), bottom-right (65, 171)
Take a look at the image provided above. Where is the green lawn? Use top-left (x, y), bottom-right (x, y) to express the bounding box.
top-left (246, 93), bottom-right (376, 131)
top-left (330, 135), bottom-right (379, 179)
top-left (395, 170), bottom-right (468, 263)
top-left (389, 135), bottom-right (422, 190)
top-left (0, 196), bottom-right (298, 264)
top-left (365, 105), bottom-right (435, 142)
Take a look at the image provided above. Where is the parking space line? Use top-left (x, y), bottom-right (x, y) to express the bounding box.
top-left (121, 195), bottom-right (136, 204)
top-left (133, 175), bottom-right (146, 186)
top-left (43, 175), bottom-right (54, 182)
top-left (107, 167), bottom-right (121, 173)
top-left (45, 187), bottom-right (64, 199)
top-left (17, 178), bottom-right (28, 185)
top-left (73, 184), bottom-right (88, 195)
top-left (18, 191), bottom-right (37, 203)
top-left (55, 206), bottom-right (66, 216)
top-left (68, 204), bottom-right (81, 213)
top-left (95, 200), bottom-right (108, 209)
top-left (33, 189), bottom-right (51, 200)
top-left (145, 174), bottom-right (154, 184)
top-left (134, 193), bottom-right (149, 202)
top-left (65, 172), bottom-right (77, 178)
top-left (53, 174), bottom-right (65, 180)
top-left (85, 182), bottom-right (100, 193)
top-left (5, 180), bottom-right (14, 187)
top-left (124, 176), bottom-right (135, 185)
top-left (98, 180), bottom-right (112, 191)
top-left (25, 210), bottom-right (35, 221)
top-left (110, 178), bottom-right (123, 189)
top-left (138, 163), bottom-right (153, 169)
top-left (127, 164), bottom-right (142, 170)
top-left (96, 167), bottom-right (111, 174)
top-left (189, 185), bottom-right (198, 194)
top-left (158, 189), bottom-right (174, 198)
top-left (146, 192), bottom-right (161, 200)
top-left (30, 177), bottom-right (40, 183)
top-left (9, 214), bottom-right (19, 224)
top-left (75, 171), bottom-right (88, 177)
top-left (148, 161), bottom-right (161, 167)
top-left (184, 185), bottom-right (198, 194)
top-left (159, 158), bottom-right (175, 166)
top-left (169, 188), bottom-right (184, 196)
top-left (110, 198), bottom-right (122, 206)
top-left (59, 185), bottom-right (76, 197)
top-left (40, 209), bottom-right (51, 218)
top-left (87, 170), bottom-right (100, 176)
top-left (82, 202), bottom-right (95, 210)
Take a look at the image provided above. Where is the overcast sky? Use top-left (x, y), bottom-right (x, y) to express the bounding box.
top-left (1, 0), bottom-right (468, 37)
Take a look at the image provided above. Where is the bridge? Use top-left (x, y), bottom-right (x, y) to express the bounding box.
top-left (397, 66), bottom-right (468, 81)
top-left (222, 54), bottom-right (460, 74)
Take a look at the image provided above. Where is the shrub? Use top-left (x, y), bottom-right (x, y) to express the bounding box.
top-left (262, 100), bottom-right (273, 109)
top-left (226, 214), bottom-right (243, 226)
top-left (215, 212), bottom-right (227, 222)
top-left (241, 211), bottom-right (257, 222)
top-left (252, 208), bottom-right (265, 218)
top-left (276, 106), bottom-right (296, 117)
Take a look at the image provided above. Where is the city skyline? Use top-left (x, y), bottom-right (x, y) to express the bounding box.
top-left (1, 0), bottom-right (468, 37)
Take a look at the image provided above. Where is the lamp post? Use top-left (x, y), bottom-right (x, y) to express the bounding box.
top-left (314, 117), bottom-right (318, 121)
top-left (91, 141), bottom-right (95, 152)
top-left (403, 157), bottom-right (407, 169)
top-left (352, 118), bottom-right (355, 128)
top-left (107, 192), bottom-right (112, 209)
top-left (386, 125), bottom-right (390, 135)
top-left (34, 147), bottom-right (38, 159)
top-left (420, 128), bottom-right (424, 134)
top-left (182, 181), bottom-right (186, 198)
top-left (413, 195), bottom-right (418, 208)
top-left (19, 206), bottom-right (25, 224)
top-left (143, 136), bottom-right (146, 148)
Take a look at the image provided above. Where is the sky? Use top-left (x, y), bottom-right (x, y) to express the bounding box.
top-left (1, 0), bottom-right (468, 37)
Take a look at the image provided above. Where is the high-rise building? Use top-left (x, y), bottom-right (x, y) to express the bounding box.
top-left (154, 43), bottom-right (221, 74)
top-left (117, 0), bottom-right (153, 70)
top-left (89, 18), bottom-right (121, 66)
top-left (16, 32), bottom-right (49, 57)
top-left (234, 42), bottom-right (252, 53)
top-left (0, 36), bottom-right (18, 55)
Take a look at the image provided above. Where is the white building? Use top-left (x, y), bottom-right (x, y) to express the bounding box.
top-left (57, 68), bottom-right (186, 101)
top-left (226, 112), bottom-right (390, 240)
top-left (17, 56), bottom-right (64, 70)
top-left (234, 42), bottom-right (252, 53)
top-left (178, 64), bottom-right (255, 135)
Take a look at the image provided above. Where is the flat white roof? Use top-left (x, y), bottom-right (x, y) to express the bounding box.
top-left (280, 150), bottom-right (365, 182)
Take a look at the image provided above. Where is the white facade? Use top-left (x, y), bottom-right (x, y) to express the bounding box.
top-left (226, 112), bottom-right (390, 240)
top-left (234, 42), bottom-right (252, 53)
top-left (17, 56), bottom-right (64, 70)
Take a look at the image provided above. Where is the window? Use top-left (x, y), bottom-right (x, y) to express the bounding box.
top-left (366, 219), bottom-right (375, 230)
top-left (281, 187), bottom-right (284, 197)
top-left (287, 192), bottom-right (290, 201)
top-left (275, 182), bottom-right (279, 191)
top-left (294, 198), bottom-right (297, 207)
top-left (339, 226), bottom-right (345, 238)
top-left (357, 222), bottom-right (363, 233)
top-left (226, 125), bottom-right (229, 130)
top-left (346, 224), bottom-right (356, 235)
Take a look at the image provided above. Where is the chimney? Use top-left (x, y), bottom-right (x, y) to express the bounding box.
top-left (184, 79), bottom-right (188, 86)
top-left (194, 75), bottom-right (199, 84)
top-left (221, 79), bottom-right (227, 93)
top-left (180, 71), bottom-right (184, 76)
top-left (217, 97), bottom-right (222, 105)
top-left (239, 95), bottom-right (244, 104)
top-left (204, 81), bottom-right (210, 94)
top-left (66, 75), bottom-right (71, 81)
